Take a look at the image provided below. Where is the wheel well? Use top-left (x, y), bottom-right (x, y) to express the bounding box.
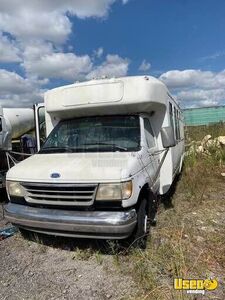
top-left (136, 184), bottom-right (154, 210)
top-left (136, 184), bottom-right (158, 223)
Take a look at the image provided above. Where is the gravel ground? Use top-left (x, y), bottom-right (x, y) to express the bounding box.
top-left (0, 194), bottom-right (138, 300)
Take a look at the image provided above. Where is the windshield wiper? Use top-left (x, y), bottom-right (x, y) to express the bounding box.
top-left (40, 143), bottom-right (128, 153)
top-left (39, 146), bottom-right (74, 153)
top-left (83, 142), bottom-right (128, 151)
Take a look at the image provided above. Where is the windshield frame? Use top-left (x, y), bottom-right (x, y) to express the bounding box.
top-left (39, 114), bottom-right (141, 154)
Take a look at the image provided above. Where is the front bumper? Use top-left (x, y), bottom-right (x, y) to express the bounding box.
top-left (4, 203), bottom-right (137, 239)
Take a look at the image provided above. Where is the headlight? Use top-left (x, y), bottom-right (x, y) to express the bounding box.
top-left (96, 181), bottom-right (132, 201)
top-left (6, 181), bottom-right (26, 197)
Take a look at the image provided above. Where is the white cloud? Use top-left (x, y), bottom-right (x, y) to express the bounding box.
top-left (93, 47), bottom-right (104, 59)
top-left (176, 89), bottom-right (225, 107)
top-left (160, 69), bottom-right (225, 90)
top-left (0, 33), bottom-right (21, 63)
top-left (20, 40), bottom-right (93, 81)
top-left (160, 69), bottom-right (225, 107)
top-left (0, 69), bottom-right (32, 94)
top-left (22, 41), bottom-right (55, 62)
top-left (22, 42), bottom-right (131, 82)
top-left (139, 59), bottom-right (151, 72)
top-left (0, 1), bottom-right (128, 18)
top-left (87, 54), bottom-right (129, 79)
top-left (0, 69), bottom-right (43, 107)
top-left (0, 1), bottom-right (129, 43)
top-left (0, 11), bottom-right (71, 44)
top-left (21, 41), bottom-right (129, 82)
top-left (24, 52), bottom-right (92, 80)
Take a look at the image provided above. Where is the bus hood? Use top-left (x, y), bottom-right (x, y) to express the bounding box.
top-left (6, 152), bottom-right (142, 183)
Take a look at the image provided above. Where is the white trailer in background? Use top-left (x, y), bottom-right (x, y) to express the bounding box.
top-left (0, 107), bottom-right (40, 188)
top-left (5, 76), bottom-right (185, 247)
top-left (0, 107), bottom-right (35, 150)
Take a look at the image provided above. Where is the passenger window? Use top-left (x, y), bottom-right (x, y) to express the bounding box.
top-left (144, 118), bottom-right (155, 148)
top-left (174, 108), bottom-right (181, 141)
top-left (169, 102), bottom-right (174, 132)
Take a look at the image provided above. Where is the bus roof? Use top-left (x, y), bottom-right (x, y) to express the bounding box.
top-left (45, 76), bottom-right (178, 118)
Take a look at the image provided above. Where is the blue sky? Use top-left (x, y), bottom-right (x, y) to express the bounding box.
top-left (0, 0), bottom-right (225, 108)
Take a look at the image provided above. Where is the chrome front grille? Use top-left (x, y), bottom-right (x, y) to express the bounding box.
top-left (22, 182), bottom-right (98, 206)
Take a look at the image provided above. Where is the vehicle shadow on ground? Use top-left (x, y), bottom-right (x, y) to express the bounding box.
top-left (21, 230), bottom-right (133, 255)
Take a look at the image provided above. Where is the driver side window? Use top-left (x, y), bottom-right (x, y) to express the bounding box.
top-left (144, 118), bottom-right (155, 148)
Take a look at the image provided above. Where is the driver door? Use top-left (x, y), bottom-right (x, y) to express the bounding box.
top-left (142, 116), bottom-right (160, 191)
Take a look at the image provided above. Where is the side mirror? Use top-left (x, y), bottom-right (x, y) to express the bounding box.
top-left (161, 126), bottom-right (176, 148)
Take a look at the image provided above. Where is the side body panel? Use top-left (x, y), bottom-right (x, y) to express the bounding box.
top-left (159, 95), bottom-right (185, 194)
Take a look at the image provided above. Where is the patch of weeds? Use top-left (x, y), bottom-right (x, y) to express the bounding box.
top-left (204, 231), bottom-right (225, 264)
top-left (131, 249), bottom-right (157, 291)
top-left (106, 240), bottom-right (121, 254)
top-left (72, 247), bottom-right (93, 261)
top-left (38, 244), bottom-right (48, 254)
top-left (185, 123), bottom-right (225, 142)
top-left (104, 240), bottom-right (123, 267)
top-left (95, 251), bottom-right (104, 265)
top-left (112, 253), bottom-right (121, 268)
top-left (178, 152), bottom-right (221, 206)
top-left (127, 223), bottom-right (206, 299)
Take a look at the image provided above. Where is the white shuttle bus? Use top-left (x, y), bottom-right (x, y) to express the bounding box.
top-left (4, 76), bottom-right (184, 247)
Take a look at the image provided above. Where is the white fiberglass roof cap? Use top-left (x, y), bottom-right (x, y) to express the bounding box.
top-left (45, 76), bottom-right (174, 118)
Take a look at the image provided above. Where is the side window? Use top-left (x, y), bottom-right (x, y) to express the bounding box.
top-left (174, 107), bottom-right (179, 141)
top-left (169, 102), bottom-right (182, 142)
top-left (144, 118), bottom-right (156, 148)
top-left (174, 107), bottom-right (177, 139)
top-left (177, 110), bottom-right (181, 140)
top-left (174, 108), bottom-right (181, 140)
top-left (169, 102), bottom-right (175, 133)
top-left (179, 112), bottom-right (184, 140)
top-left (0, 118), bottom-right (2, 132)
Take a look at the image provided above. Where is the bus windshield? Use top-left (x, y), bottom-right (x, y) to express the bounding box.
top-left (40, 115), bottom-right (140, 153)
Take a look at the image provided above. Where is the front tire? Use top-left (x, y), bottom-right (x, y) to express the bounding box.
top-left (132, 197), bottom-right (150, 249)
top-left (128, 191), bottom-right (158, 249)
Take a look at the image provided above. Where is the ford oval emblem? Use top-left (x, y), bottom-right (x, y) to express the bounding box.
top-left (51, 173), bottom-right (61, 178)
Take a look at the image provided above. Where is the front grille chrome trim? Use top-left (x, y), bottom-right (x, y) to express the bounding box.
top-left (22, 182), bottom-right (97, 188)
top-left (21, 182), bottom-right (98, 206)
